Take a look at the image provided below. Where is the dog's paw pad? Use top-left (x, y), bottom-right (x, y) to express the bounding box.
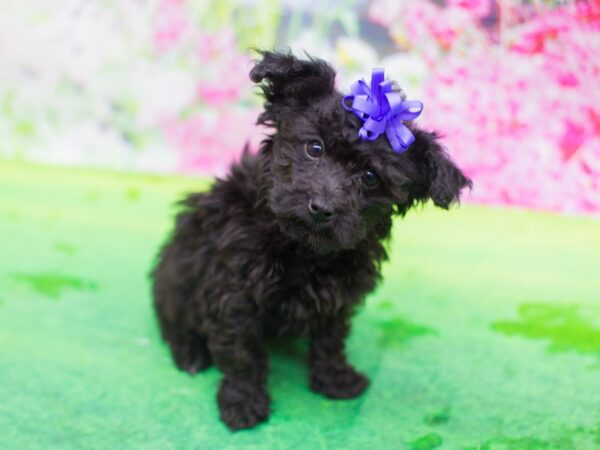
top-left (310, 363), bottom-right (369, 399)
top-left (218, 378), bottom-right (270, 431)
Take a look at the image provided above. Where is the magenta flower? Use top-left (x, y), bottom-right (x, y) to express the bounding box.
top-left (370, 0), bottom-right (600, 215)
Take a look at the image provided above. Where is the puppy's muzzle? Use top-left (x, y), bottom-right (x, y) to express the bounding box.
top-left (308, 197), bottom-right (334, 223)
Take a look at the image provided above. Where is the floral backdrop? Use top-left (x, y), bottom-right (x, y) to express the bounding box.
top-left (1, 0), bottom-right (599, 215)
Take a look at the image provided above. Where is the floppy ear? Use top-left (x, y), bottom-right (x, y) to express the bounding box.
top-left (408, 129), bottom-right (472, 209)
top-left (250, 50), bottom-right (335, 124)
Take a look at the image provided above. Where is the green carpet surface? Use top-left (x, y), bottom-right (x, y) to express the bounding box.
top-left (1, 160), bottom-right (599, 450)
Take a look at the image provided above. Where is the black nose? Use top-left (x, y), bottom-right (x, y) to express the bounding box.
top-left (308, 198), bottom-right (334, 223)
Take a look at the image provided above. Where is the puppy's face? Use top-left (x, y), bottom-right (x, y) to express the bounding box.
top-left (251, 51), bottom-right (471, 254)
top-left (267, 95), bottom-right (400, 254)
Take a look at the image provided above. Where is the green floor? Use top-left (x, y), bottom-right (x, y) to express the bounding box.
top-left (0, 159), bottom-right (599, 450)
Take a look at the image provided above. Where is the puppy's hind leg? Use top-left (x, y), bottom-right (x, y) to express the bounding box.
top-left (153, 282), bottom-right (212, 375)
top-left (152, 194), bottom-right (216, 374)
top-left (167, 329), bottom-right (212, 375)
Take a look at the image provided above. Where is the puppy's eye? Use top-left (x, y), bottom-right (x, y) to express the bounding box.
top-left (305, 140), bottom-right (324, 159)
top-left (362, 169), bottom-right (381, 188)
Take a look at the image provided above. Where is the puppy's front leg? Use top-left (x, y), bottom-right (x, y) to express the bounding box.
top-left (309, 315), bottom-right (369, 399)
top-left (209, 328), bottom-right (270, 431)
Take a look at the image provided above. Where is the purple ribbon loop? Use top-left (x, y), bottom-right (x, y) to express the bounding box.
top-left (342, 68), bottom-right (424, 153)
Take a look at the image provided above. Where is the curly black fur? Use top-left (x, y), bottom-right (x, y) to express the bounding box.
top-left (152, 50), bottom-right (472, 431)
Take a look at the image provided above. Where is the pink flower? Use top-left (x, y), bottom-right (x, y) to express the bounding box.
top-left (157, 26), bottom-right (259, 172)
top-left (196, 85), bottom-right (241, 107)
top-left (446, 0), bottom-right (493, 19)
top-left (153, 0), bottom-right (189, 53)
top-left (559, 121), bottom-right (586, 162)
top-left (575, 0), bottom-right (600, 29)
top-left (193, 31), bottom-right (253, 107)
top-left (389, 0), bottom-right (600, 215)
top-left (162, 108), bottom-right (262, 176)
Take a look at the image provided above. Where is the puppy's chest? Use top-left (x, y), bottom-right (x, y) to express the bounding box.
top-left (261, 253), bottom-right (359, 336)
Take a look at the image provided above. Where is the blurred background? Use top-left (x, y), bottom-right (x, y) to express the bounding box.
top-left (2, 0), bottom-right (599, 215)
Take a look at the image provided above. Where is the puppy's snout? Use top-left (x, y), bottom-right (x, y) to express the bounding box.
top-left (308, 198), bottom-right (334, 223)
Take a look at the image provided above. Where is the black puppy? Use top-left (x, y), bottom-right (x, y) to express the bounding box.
top-left (152, 50), bottom-right (471, 431)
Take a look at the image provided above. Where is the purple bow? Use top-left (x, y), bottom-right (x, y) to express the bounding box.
top-left (342, 68), bottom-right (423, 153)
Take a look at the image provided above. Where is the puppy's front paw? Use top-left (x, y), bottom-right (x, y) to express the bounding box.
top-left (310, 361), bottom-right (369, 399)
top-left (218, 378), bottom-right (270, 431)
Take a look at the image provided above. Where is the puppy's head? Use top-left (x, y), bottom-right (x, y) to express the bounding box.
top-left (251, 50), bottom-right (471, 255)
